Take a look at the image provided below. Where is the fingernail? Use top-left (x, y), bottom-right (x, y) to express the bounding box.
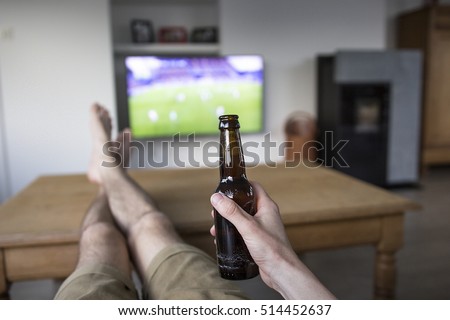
top-left (211, 193), bottom-right (222, 206)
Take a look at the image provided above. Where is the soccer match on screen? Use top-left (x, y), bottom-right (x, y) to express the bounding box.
top-left (125, 55), bottom-right (264, 138)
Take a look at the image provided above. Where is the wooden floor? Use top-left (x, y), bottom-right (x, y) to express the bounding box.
top-left (8, 167), bottom-right (450, 300)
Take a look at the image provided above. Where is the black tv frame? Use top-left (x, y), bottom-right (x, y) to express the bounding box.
top-left (114, 53), bottom-right (266, 140)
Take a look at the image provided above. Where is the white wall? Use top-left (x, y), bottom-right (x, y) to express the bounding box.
top-left (220, 0), bottom-right (386, 140)
top-left (0, 0), bottom-right (115, 197)
top-left (0, 65), bottom-right (11, 203)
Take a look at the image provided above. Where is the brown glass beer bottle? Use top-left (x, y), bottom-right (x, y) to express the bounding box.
top-left (214, 114), bottom-right (259, 280)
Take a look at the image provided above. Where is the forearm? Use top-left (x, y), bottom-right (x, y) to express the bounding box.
top-left (271, 250), bottom-right (336, 300)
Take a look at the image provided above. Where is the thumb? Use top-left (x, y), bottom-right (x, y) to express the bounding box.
top-left (210, 193), bottom-right (252, 231)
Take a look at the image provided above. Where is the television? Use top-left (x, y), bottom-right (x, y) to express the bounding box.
top-left (122, 55), bottom-right (264, 139)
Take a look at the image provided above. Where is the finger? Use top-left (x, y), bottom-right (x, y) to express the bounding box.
top-left (210, 209), bottom-right (215, 219)
top-left (250, 181), bottom-right (278, 211)
top-left (210, 193), bottom-right (252, 231)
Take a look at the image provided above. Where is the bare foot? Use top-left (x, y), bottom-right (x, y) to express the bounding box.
top-left (88, 103), bottom-right (113, 184)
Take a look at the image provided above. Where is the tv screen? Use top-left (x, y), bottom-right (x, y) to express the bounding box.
top-left (125, 55), bottom-right (264, 138)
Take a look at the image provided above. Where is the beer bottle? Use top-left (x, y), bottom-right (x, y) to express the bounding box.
top-left (214, 114), bottom-right (259, 280)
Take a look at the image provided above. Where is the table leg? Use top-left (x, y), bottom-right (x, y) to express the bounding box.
top-left (374, 214), bottom-right (404, 299)
top-left (0, 249), bottom-right (9, 299)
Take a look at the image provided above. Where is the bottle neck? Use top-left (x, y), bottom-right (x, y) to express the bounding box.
top-left (219, 127), bottom-right (247, 179)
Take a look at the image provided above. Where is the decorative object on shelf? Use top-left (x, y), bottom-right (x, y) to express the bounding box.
top-left (130, 19), bottom-right (154, 43)
top-left (158, 27), bottom-right (188, 43)
top-left (190, 27), bottom-right (218, 43)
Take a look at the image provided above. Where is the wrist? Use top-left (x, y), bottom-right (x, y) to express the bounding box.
top-left (270, 248), bottom-right (302, 296)
top-left (270, 249), bottom-right (336, 300)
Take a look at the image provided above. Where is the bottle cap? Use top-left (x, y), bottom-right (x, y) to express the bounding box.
top-left (219, 114), bottom-right (240, 129)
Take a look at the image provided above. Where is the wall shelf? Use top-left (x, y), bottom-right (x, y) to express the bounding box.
top-left (114, 43), bottom-right (220, 55)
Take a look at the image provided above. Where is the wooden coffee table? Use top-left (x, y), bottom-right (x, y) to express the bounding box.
top-left (0, 165), bottom-right (419, 299)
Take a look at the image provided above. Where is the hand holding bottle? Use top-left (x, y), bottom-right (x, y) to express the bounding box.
top-left (211, 182), bottom-right (336, 300)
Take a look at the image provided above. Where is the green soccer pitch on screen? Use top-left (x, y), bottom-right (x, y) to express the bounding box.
top-left (125, 55), bottom-right (264, 138)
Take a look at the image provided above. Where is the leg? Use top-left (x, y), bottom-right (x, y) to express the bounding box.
top-left (99, 159), bottom-right (244, 299)
top-left (101, 170), bottom-right (182, 279)
top-left (88, 104), bottom-right (247, 299)
top-left (55, 189), bottom-right (137, 299)
top-left (374, 214), bottom-right (404, 299)
top-left (88, 104), bottom-right (182, 278)
top-left (77, 189), bottom-right (131, 274)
